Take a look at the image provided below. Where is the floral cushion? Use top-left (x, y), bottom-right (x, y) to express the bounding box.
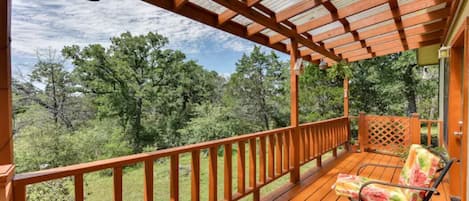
top-left (333, 144), bottom-right (441, 201)
top-left (398, 144), bottom-right (441, 200)
top-left (334, 173), bottom-right (408, 201)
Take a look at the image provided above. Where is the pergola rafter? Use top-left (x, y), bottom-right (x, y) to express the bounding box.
top-left (212, 0), bottom-right (342, 61)
top-left (145, 0), bottom-right (454, 64)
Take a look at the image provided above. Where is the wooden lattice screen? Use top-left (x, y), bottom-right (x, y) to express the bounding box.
top-left (364, 115), bottom-right (412, 153)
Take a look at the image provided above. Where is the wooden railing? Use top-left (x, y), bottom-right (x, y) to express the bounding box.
top-left (419, 119), bottom-right (444, 147)
top-left (6, 117), bottom-right (350, 201)
top-left (355, 112), bottom-right (443, 153)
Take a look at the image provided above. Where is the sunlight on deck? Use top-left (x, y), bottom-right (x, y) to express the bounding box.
top-left (264, 152), bottom-right (450, 201)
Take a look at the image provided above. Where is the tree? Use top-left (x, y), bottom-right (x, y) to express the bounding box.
top-left (63, 32), bottom-right (220, 150)
top-left (226, 46), bottom-right (289, 131)
top-left (298, 62), bottom-right (344, 122)
top-left (14, 50), bottom-right (76, 128)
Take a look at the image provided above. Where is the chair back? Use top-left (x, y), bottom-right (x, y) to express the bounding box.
top-left (399, 144), bottom-right (441, 200)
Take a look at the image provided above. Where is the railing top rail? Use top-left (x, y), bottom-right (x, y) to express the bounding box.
top-left (14, 126), bottom-right (294, 185)
top-left (299, 116), bottom-right (348, 127)
top-left (419, 119), bottom-right (443, 123)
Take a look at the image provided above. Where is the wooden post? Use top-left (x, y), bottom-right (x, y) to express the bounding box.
top-left (289, 39), bottom-right (300, 183)
top-left (410, 113), bottom-right (421, 145)
top-left (343, 78), bottom-right (349, 117)
top-left (0, 165), bottom-right (14, 201)
top-left (0, 0), bottom-right (13, 166)
top-left (358, 112), bottom-right (368, 152)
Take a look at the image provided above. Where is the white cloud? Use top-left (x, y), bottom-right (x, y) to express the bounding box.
top-left (11, 0), bottom-right (254, 57)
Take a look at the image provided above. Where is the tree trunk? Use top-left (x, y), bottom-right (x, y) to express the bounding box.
top-left (403, 65), bottom-right (418, 114)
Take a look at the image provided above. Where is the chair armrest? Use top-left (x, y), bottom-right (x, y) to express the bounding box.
top-left (358, 181), bottom-right (437, 201)
top-left (357, 163), bottom-right (403, 175)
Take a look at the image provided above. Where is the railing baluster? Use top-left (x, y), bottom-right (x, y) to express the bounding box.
top-left (282, 131), bottom-right (289, 172)
top-left (311, 126), bottom-right (316, 158)
top-left (144, 160), bottom-right (153, 201)
top-left (268, 135), bottom-right (275, 180)
top-left (170, 155), bottom-right (179, 201)
top-left (209, 147), bottom-right (218, 201)
top-left (249, 139), bottom-right (258, 201)
top-left (13, 183), bottom-right (26, 201)
top-left (317, 126), bottom-right (323, 167)
top-left (299, 128), bottom-right (304, 164)
top-left (113, 167), bottom-right (123, 201)
top-left (224, 144), bottom-right (232, 201)
top-left (238, 141), bottom-right (245, 194)
top-left (259, 136), bottom-right (266, 184)
top-left (191, 150), bottom-right (200, 201)
top-left (305, 127), bottom-right (310, 161)
top-left (275, 133), bottom-right (282, 175)
top-left (75, 174), bottom-right (84, 201)
top-left (427, 122), bottom-right (432, 146)
top-left (332, 122), bottom-right (338, 157)
top-left (439, 121), bottom-right (443, 146)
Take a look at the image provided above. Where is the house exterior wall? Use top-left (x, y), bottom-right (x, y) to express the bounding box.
top-left (443, 1), bottom-right (469, 199)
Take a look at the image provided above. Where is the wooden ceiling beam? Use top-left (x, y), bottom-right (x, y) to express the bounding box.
top-left (347, 38), bottom-right (441, 62)
top-left (297, 0), bottom-right (388, 33)
top-left (345, 37), bottom-right (441, 61)
top-left (173, 0), bottom-right (187, 9)
top-left (248, 0), bottom-right (327, 38)
top-left (310, 0), bottom-right (446, 43)
top-left (218, 0), bottom-right (262, 26)
top-left (275, 0), bottom-right (326, 23)
top-left (341, 30), bottom-right (443, 58)
top-left (269, 0), bottom-right (389, 45)
top-left (336, 26), bottom-right (443, 55)
top-left (213, 0), bottom-right (341, 61)
top-left (324, 8), bottom-right (448, 49)
top-left (336, 29), bottom-right (442, 55)
top-left (389, 0), bottom-right (409, 50)
top-left (143, 0), bottom-right (288, 55)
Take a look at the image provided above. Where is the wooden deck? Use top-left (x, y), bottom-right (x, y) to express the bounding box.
top-left (266, 152), bottom-right (451, 201)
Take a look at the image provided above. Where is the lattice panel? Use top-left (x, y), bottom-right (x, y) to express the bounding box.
top-left (365, 115), bottom-right (411, 152)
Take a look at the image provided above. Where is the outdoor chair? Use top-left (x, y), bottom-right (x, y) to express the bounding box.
top-left (333, 144), bottom-right (453, 201)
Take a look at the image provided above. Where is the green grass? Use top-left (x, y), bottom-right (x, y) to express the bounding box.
top-left (31, 146), bottom-right (337, 201)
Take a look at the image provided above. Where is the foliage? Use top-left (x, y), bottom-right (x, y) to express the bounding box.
top-left (299, 62), bottom-right (344, 122)
top-left (226, 46), bottom-right (289, 130)
top-left (62, 32), bottom-right (220, 150)
top-left (179, 103), bottom-right (256, 144)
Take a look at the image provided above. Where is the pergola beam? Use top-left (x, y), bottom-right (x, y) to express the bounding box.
top-left (299, 0), bottom-right (446, 44)
top-left (334, 20), bottom-right (445, 55)
top-left (347, 39), bottom-right (441, 62)
top-left (267, 0), bottom-right (389, 44)
top-left (307, 21), bottom-right (444, 62)
top-left (213, 0), bottom-right (341, 61)
top-left (389, 0), bottom-right (409, 50)
top-left (218, 0), bottom-right (262, 25)
top-left (275, 0), bottom-right (326, 22)
top-left (143, 0), bottom-right (290, 56)
top-left (322, 8), bottom-right (448, 50)
top-left (173, 0), bottom-right (187, 9)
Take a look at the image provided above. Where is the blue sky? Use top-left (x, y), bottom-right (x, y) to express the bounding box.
top-left (11, 0), bottom-right (289, 77)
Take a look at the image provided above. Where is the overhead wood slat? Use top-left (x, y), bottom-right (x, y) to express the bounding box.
top-left (322, 8), bottom-right (448, 50)
top-left (275, 0), bottom-right (326, 23)
top-left (308, 0), bottom-right (446, 43)
top-left (143, 0), bottom-right (454, 64)
top-left (213, 0), bottom-right (341, 61)
top-left (143, 0), bottom-right (289, 56)
top-left (297, 0), bottom-right (389, 33)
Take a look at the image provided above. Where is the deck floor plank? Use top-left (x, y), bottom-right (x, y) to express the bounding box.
top-left (269, 152), bottom-right (451, 201)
